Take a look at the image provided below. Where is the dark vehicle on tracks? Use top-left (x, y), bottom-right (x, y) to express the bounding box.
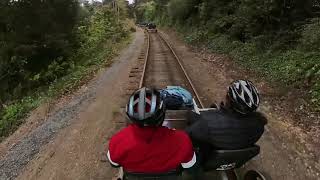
top-left (147, 23), bottom-right (157, 33)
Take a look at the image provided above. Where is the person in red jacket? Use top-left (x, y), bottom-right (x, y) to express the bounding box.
top-left (107, 87), bottom-right (196, 178)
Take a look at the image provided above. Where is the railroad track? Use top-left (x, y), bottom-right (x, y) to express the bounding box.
top-left (117, 29), bottom-right (209, 179)
top-left (130, 30), bottom-right (204, 129)
top-left (138, 31), bottom-right (204, 108)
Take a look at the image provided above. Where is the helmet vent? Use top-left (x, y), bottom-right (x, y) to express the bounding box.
top-left (126, 87), bottom-right (165, 126)
top-left (244, 92), bottom-right (250, 102)
top-left (228, 80), bottom-right (260, 114)
top-left (133, 104), bottom-right (139, 113)
top-left (145, 95), bottom-right (152, 113)
top-left (134, 93), bottom-right (139, 100)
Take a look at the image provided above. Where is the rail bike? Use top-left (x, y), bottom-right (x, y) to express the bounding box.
top-left (114, 98), bottom-right (267, 180)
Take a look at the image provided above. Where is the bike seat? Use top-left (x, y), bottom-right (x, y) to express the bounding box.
top-left (203, 145), bottom-right (260, 171)
top-left (123, 170), bottom-right (181, 180)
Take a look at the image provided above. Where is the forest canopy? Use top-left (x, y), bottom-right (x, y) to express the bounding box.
top-left (135, 0), bottom-right (320, 110)
top-left (0, 0), bottom-right (131, 139)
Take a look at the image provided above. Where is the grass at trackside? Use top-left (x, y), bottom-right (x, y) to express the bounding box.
top-left (0, 33), bottom-right (133, 142)
top-left (173, 28), bottom-right (320, 112)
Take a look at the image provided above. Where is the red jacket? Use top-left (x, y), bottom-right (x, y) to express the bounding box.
top-left (107, 124), bottom-right (196, 173)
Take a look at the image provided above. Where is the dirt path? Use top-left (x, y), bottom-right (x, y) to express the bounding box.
top-left (0, 29), bottom-right (145, 180)
top-left (160, 30), bottom-right (320, 180)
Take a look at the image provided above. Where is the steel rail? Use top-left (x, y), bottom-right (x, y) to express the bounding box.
top-left (139, 31), bottom-right (205, 108)
top-left (139, 31), bottom-right (150, 88)
top-left (157, 32), bottom-right (205, 108)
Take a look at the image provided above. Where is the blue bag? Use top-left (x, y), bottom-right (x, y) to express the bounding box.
top-left (160, 86), bottom-right (193, 110)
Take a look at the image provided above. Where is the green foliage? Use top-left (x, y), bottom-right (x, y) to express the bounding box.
top-left (135, 1), bottom-right (156, 22)
top-left (187, 30), bottom-right (320, 109)
top-left (140, 0), bottom-right (320, 110)
top-left (130, 27), bottom-right (137, 32)
top-left (0, 3), bottom-right (130, 139)
top-left (167, 0), bottom-right (196, 24)
top-left (300, 18), bottom-right (320, 51)
top-left (144, 1), bottom-right (156, 21)
top-left (0, 96), bottom-right (40, 140)
top-left (0, 0), bottom-right (79, 103)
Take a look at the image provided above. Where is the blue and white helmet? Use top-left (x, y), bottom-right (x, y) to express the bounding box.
top-left (126, 87), bottom-right (165, 126)
top-left (228, 80), bottom-right (260, 114)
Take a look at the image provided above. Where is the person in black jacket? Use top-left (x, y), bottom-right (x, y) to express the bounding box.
top-left (185, 80), bottom-right (267, 164)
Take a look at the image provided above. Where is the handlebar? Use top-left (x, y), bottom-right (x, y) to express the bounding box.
top-left (192, 98), bottom-right (217, 114)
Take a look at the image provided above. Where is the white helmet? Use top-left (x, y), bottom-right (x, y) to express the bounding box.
top-left (228, 80), bottom-right (260, 114)
top-left (126, 87), bottom-right (165, 126)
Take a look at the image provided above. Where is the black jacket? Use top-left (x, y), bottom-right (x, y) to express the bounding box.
top-left (185, 106), bottom-right (267, 150)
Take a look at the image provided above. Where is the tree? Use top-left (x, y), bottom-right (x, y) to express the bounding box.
top-left (0, 0), bottom-right (79, 102)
